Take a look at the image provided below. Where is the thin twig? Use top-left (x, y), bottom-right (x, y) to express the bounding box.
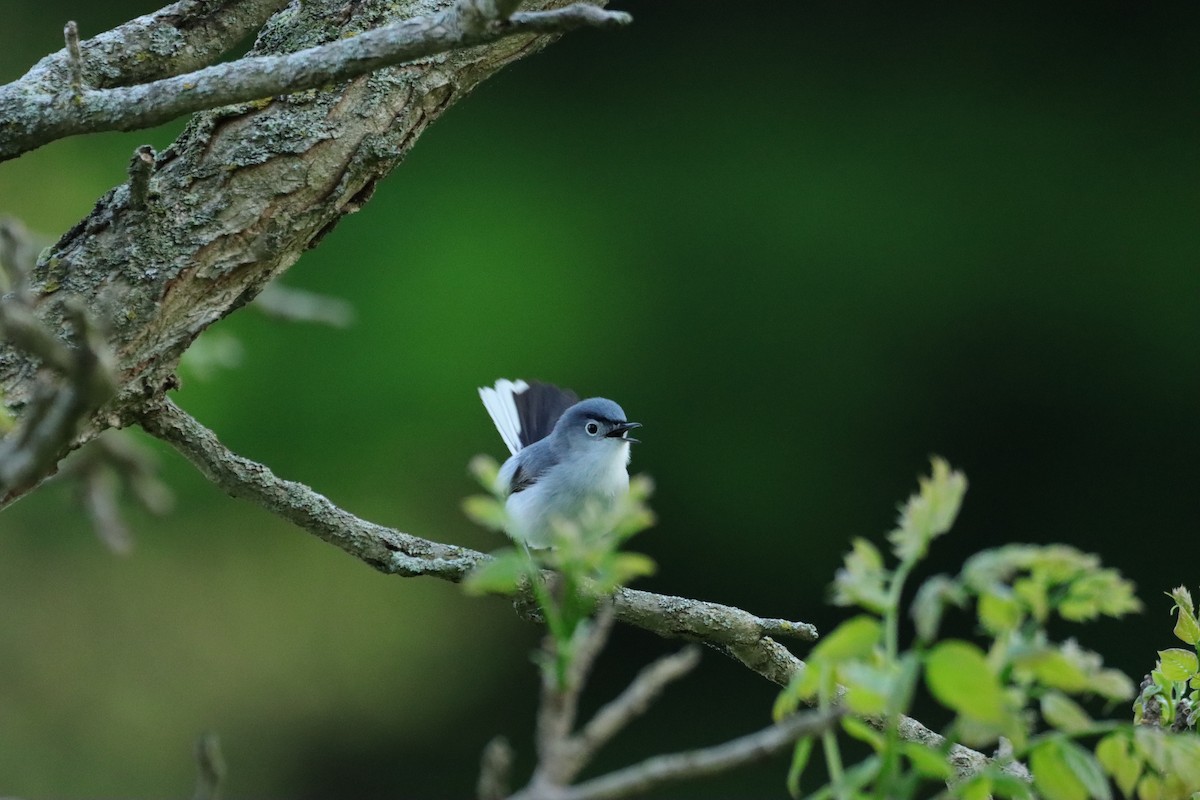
top-left (64, 21), bottom-right (84, 96)
top-left (0, 297), bottom-right (116, 498)
top-left (193, 732), bottom-right (225, 800)
top-left (478, 736), bottom-right (514, 800)
top-left (572, 646), bottom-right (702, 778)
top-left (20, 0), bottom-right (292, 95)
top-left (0, 217), bottom-right (37, 296)
top-left (510, 709), bottom-right (844, 800)
top-left (532, 606), bottom-right (618, 787)
top-left (253, 282), bottom-right (355, 328)
top-left (56, 429), bottom-right (175, 552)
top-left (0, 0), bottom-right (632, 161)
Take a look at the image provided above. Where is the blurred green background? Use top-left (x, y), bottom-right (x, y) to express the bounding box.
top-left (1, 1), bottom-right (1198, 797)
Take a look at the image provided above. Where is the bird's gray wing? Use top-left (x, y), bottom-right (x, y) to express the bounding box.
top-left (505, 439), bottom-right (560, 495)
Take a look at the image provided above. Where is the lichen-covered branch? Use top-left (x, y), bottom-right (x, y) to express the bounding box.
top-left (136, 396), bottom-right (1014, 783)
top-left (0, 1), bottom-right (630, 161)
top-left (0, 0), bottom-right (625, 510)
top-left (16, 0), bottom-right (292, 94)
top-left (137, 396), bottom-right (816, 653)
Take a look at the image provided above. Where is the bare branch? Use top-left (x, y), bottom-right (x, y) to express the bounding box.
top-left (253, 282), bottom-right (355, 328)
top-left (572, 646), bottom-right (701, 776)
top-left (0, 0), bottom-right (633, 161)
top-left (508, 4), bottom-right (626, 34)
top-left (193, 732), bottom-right (225, 800)
top-left (136, 397), bottom-right (816, 653)
top-left (57, 429), bottom-right (175, 552)
top-left (0, 297), bottom-right (117, 499)
top-left (532, 606), bottom-right (618, 786)
top-left (18, 0), bottom-right (292, 93)
top-left (511, 709), bottom-right (844, 800)
top-left (63, 21), bottom-right (85, 97)
top-left (0, 217), bottom-right (43, 295)
top-left (80, 467), bottom-right (132, 554)
top-left (478, 736), bottom-right (515, 800)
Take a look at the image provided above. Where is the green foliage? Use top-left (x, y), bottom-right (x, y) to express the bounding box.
top-left (776, 458), bottom-right (1200, 800)
top-left (925, 640), bottom-right (1013, 731)
top-left (461, 455), bottom-right (657, 687)
top-left (886, 456), bottom-right (966, 562)
top-left (1133, 586), bottom-right (1200, 735)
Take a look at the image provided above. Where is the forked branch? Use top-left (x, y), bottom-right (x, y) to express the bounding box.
top-left (0, 0), bottom-right (631, 160)
top-left (136, 396), bottom-right (1004, 781)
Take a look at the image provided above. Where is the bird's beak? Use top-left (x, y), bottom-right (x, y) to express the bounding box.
top-left (606, 421), bottom-right (642, 443)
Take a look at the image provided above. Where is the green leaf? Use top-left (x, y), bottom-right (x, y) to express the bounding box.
top-left (1040, 691), bottom-right (1093, 733)
top-left (1059, 739), bottom-right (1111, 800)
top-left (1014, 576), bottom-right (1050, 623)
top-left (841, 717), bottom-right (884, 751)
top-left (887, 457), bottom-right (967, 562)
top-left (831, 538), bottom-right (890, 614)
top-left (1157, 648), bottom-right (1199, 682)
top-left (956, 775), bottom-right (992, 800)
top-left (1135, 773), bottom-right (1161, 800)
top-left (774, 664), bottom-right (821, 720)
top-left (462, 494), bottom-right (508, 531)
top-left (1134, 726), bottom-right (1200, 789)
top-left (1058, 569), bottom-right (1142, 621)
top-left (1090, 668), bottom-right (1137, 701)
top-left (1096, 733), bottom-right (1142, 798)
top-left (786, 736), bottom-right (814, 800)
top-left (903, 742), bottom-right (953, 780)
top-left (1030, 740), bottom-right (1088, 800)
top-left (810, 615), bottom-right (882, 664)
top-left (596, 552), bottom-right (657, 592)
top-left (925, 640), bottom-right (1008, 725)
top-left (991, 772), bottom-right (1037, 800)
top-left (467, 454), bottom-right (501, 492)
top-left (978, 588), bottom-right (1024, 635)
top-left (839, 661), bottom-right (893, 716)
top-left (462, 549), bottom-right (528, 595)
top-left (1168, 586), bottom-right (1200, 646)
top-left (912, 573), bottom-right (966, 643)
top-left (1014, 640), bottom-right (1134, 701)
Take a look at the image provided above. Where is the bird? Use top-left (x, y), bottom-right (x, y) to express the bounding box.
top-left (478, 379), bottom-right (641, 548)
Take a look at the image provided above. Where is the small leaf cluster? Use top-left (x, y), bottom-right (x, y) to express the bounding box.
top-left (1134, 586), bottom-right (1200, 734)
top-left (774, 458), bottom-right (1176, 800)
top-left (461, 454), bottom-right (657, 686)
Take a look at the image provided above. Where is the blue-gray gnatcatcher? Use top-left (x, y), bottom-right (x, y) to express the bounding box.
top-left (479, 379), bottom-right (641, 548)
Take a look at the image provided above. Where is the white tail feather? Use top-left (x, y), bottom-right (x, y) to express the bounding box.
top-left (478, 378), bottom-right (529, 455)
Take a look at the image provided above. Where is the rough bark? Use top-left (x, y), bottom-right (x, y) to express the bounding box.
top-left (0, 0), bottom-right (601, 505)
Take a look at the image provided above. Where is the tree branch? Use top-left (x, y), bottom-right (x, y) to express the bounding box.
top-left (135, 396), bottom-right (1013, 782)
top-left (0, 0), bottom-right (631, 161)
top-left (0, 0), bottom-right (627, 509)
top-left (15, 0), bottom-right (293, 94)
top-left (510, 709), bottom-right (844, 800)
top-left (0, 296), bottom-right (117, 499)
top-left (569, 645), bottom-right (702, 778)
top-left (136, 396), bottom-right (817, 652)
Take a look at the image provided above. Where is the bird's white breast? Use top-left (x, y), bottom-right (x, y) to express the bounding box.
top-left (504, 442), bottom-right (630, 548)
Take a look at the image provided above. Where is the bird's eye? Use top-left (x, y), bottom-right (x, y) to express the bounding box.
top-left (585, 421), bottom-right (600, 436)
